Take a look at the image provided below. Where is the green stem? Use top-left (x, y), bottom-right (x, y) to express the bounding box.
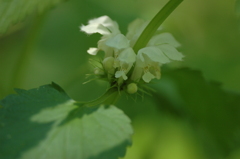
top-left (133, 0), bottom-right (183, 53)
top-left (83, 87), bottom-right (120, 107)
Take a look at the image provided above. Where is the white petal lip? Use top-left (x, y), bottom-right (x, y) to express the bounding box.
top-left (80, 15), bottom-right (120, 35)
top-left (105, 34), bottom-right (130, 50)
top-left (138, 46), bottom-right (170, 64)
top-left (88, 16), bottom-right (112, 26)
top-left (80, 24), bottom-right (110, 35)
top-left (157, 44), bottom-right (184, 61)
top-left (87, 48), bottom-right (99, 55)
top-left (115, 71), bottom-right (128, 80)
top-left (88, 16), bottom-right (119, 33)
top-left (118, 48), bottom-right (136, 64)
top-left (149, 32), bottom-right (181, 47)
top-left (142, 72), bottom-right (155, 83)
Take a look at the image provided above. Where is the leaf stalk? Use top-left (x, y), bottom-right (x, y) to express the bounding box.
top-left (133, 0), bottom-right (183, 53)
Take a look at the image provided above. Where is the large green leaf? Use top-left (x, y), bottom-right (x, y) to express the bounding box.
top-left (0, 0), bottom-right (66, 34)
top-left (0, 83), bottom-right (133, 159)
top-left (153, 68), bottom-right (240, 157)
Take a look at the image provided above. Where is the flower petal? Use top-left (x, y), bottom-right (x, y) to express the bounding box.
top-left (87, 47), bottom-right (99, 55)
top-left (138, 46), bottom-right (170, 64)
top-left (142, 72), bottom-right (155, 83)
top-left (118, 47), bottom-right (136, 64)
top-left (126, 19), bottom-right (145, 40)
top-left (80, 16), bottom-right (120, 35)
top-left (149, 33), bottom-right (181, 47)
top-left (115, 71), bottom-right (128, 80)
top-left (88, 16), bottom-right (120, 34)
top-left (126, 19), bottom-right (149, 47)
top-left (88, 16), bottom-right (112, 26)
top-left (105, 34), bottom-right (130, 50)
top-left (80, 23), bottom-right (110, 35)
top-left (157, 44), bottom-right (184, 61)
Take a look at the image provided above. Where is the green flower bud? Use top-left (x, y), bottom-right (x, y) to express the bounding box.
top-left (103, 57), bottom-right (115, 72)
top-left (127, 83), bottom-right (138, 94)
top-left (94, 68), bottom-right (104, 75)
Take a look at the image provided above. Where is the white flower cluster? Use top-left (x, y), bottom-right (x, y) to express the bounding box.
top-left (80, 15), bottom-right (183, 84)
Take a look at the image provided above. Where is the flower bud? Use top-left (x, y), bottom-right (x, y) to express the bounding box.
top-left (127, 83), bottom-right (138, 94)
top-left (94, 68), bottom-right (104, 75)
top-left (103, 57), bottom-right (115, 72)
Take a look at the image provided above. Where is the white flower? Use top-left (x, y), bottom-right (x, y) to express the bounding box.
top-left (131, 33), bottom-right (184, 83)
top-left (126, 19), bottom-right (148, 47)
top-left (114, 47), bottom-right (136, 80)
top-left (81, 16), bottom-right (184, 84)
top-left (105, 34), bottom-right (130, 50)
top-left (81, 16), bottom-right (138, 81)
top-left (131, 47), bottom-right (164, 83)
top-left (81, 16), bottom-right (118, 35)
top-left (126, 19), bottom-right (162, 47)
top-left (80, 16), bottom-right (129, 57)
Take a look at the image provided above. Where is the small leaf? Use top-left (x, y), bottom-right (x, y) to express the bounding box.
top-left (0, 83), bottom-right (133, 159)
top-left (0, 0), bottom-right (67, 34)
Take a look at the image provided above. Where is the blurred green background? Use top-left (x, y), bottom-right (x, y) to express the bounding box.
top-left (1, 0), bottom-right (240, 158)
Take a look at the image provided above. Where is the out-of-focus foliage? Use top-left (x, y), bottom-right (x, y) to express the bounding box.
top-left (236, 0), bottom-right (240, 30)
top-left (236, 0), bottom-right (240, 16)
top-left (0, 0), bottom-right (67, 34)
top-left (154, 68), bottom-right (240, 157)
top-left (118, 67), bottom-right (240, 159)
top-left (0, 83), bottom-right (133, 159)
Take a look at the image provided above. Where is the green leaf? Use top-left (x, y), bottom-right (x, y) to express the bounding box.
top-left (0, 83), bottom-right (133, 159)
top-left (0, 0), bottom-right (66, 34)
top-left (153, 68), bottom-right (240, 157)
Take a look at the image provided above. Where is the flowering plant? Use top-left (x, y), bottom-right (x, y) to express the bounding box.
top-left (1, 0), bottom-right (205, 159)
top-left (2, 0), bottom-right (240, 159)
top-left (81, 15), bottom-right (184, 94)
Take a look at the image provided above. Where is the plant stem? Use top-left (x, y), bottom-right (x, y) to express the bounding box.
top-left (133, 0), bottom-right (183, 53)
top-left (83, 87), bottom-right (120, 107)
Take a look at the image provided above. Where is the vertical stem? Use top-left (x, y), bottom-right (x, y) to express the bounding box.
top-left (133, 0), bottom-right (183, 53)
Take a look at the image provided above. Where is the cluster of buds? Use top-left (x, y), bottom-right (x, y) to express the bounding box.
top-left (80, 16), bottom-right (183, 94)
